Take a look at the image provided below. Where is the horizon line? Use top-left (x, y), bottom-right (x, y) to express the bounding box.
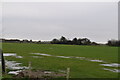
top-left (1, 37), bottom-right (109, 44)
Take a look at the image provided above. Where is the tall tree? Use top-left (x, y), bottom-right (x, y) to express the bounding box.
top-left (72, 38), bottom-right (78, 45)
top-left (51, 38), bottom-right (59, 44)
top-left (60, 36), bottom-right (67, 44)
top-left (81, 38), bottom-right (91, 45)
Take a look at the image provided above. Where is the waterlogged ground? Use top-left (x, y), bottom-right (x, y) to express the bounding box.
top-left (2, 43), bottom-right (119, 78)
top-left (3, 53), bottom-right (120, 75)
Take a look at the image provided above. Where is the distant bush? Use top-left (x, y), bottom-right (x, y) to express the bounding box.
top-left (107, 39), bottom-right (120, 46)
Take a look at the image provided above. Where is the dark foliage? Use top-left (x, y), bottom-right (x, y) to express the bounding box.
top-left (107, 40), bottom-right (120, 46)
top-left (51, 36), bottom-right (95, 45)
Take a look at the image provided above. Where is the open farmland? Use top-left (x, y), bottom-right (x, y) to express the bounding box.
top-left (2, 42), bottom-right (119, 78)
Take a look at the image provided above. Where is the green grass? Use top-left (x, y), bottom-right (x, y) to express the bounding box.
top-left (0, 42), bottom-right (2, 79)
top-left (0, 42), bottom-right (2, 49)
top-left (2, 42), bottom-right (119, 78)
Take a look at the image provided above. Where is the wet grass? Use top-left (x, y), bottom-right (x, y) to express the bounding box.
top-left (2, 42), bottom-right (119, 78)
top-left (0, 42), bottom-right (2, 79)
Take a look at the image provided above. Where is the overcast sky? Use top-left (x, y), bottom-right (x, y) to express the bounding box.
top-left (2, 2), bottom-right (118, 43)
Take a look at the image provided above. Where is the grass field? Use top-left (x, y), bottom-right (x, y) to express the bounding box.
top-left (2, 42), bottom-right (119, 78)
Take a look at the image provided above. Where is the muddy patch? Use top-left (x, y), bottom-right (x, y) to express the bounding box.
top-left (15, 70), bottom-right (66, 78)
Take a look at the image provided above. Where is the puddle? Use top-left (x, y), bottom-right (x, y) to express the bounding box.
top-left (32, 56), bottom-right (43, 58)
top-left (8, 70), bottom-right (22, 75)
top-left (44, 71), bottom-right (52, 74)
top-left (103, 68), bottom-right (120, 73)
top-left (16, 56), bottom-right (23, 58)
top-left (31, 52), bottom-right (120, 73)
top-left (3, 53), bottom-right (16, 56)
top-left (9, 66), bottom-right (28, 70)
top-left (31, 53), bottom-right (108, 63)
top-left (3, 53), bottom-right (23, 59)
top-left (6, 60), bottom-right (29, 70)
top-left (75, 57), bottom-right (85, 59)
top-left (56, 56), bottom-right (71, 58)
top-left (3, 52), bottom-right (119, 75)
top-left (31, 53), bottom-right (85, 59)
top-left (31, 53), bottom-right (51, 56)
top-left (90, 60), bottom-right (104, 62)
top-left (31, 53), bottom-right (70, 58)
top-left (100, 63), bottom-right (120, 67)
top-left (58, 70), bottom-right (66, 73)
top-left (6, 60), bottom-right (29, 75)
top-left (31, 53), bottom-right (107, 62)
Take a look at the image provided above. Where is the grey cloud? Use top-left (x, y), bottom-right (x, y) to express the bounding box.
top-left (2, 2), bottom-right (118, 42)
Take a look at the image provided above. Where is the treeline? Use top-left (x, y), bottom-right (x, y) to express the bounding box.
top-left (0, 36), bottom-right (99, 45)
top-left (51, 36), bottom-right (98, 45)
top-left (1, 37), bottom-right (120, 46)
top-left (1, 39), bottom-right (42, 44)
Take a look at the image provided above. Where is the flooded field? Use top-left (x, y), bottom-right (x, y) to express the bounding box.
top-left (31, 53), bottom-right (120, 73)
top-left (3, 52), bottom-right (120, 76)
top-left (1, 53), bottom-right (28, 75)
top-left (2, 43), bottom-right (119, 78)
